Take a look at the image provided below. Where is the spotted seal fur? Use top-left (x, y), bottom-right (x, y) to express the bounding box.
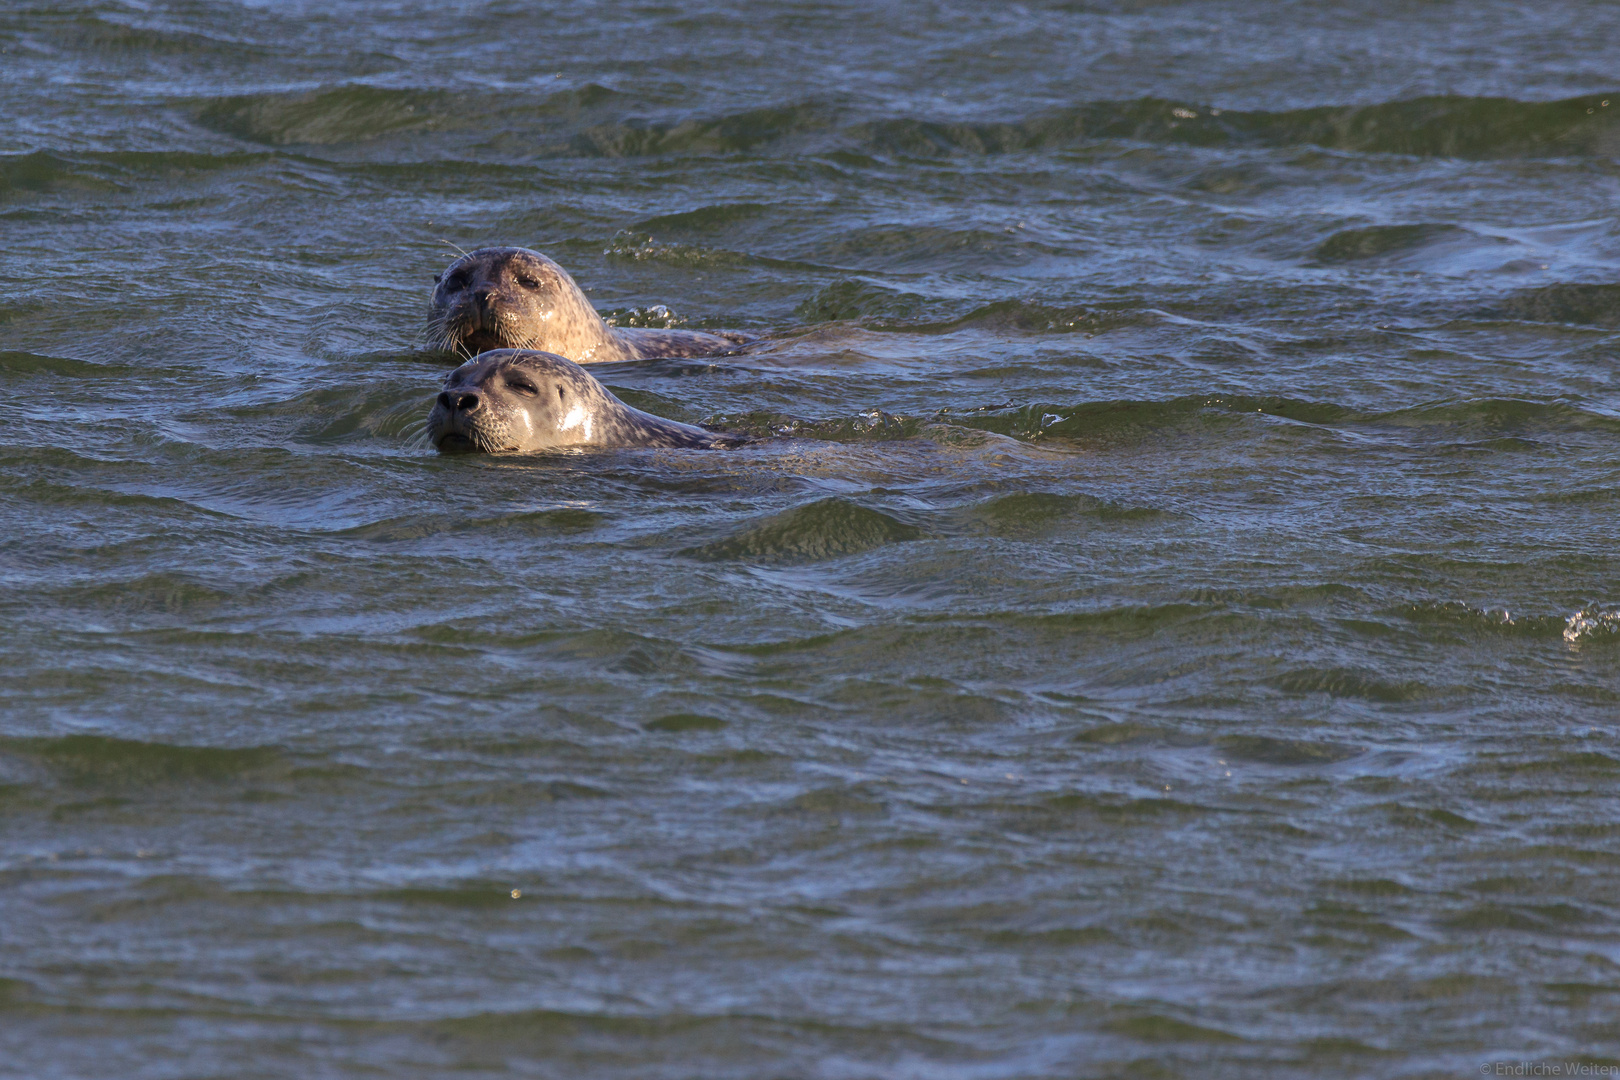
top-left (427, 348), bottom-right (743, 453)
top-left (427, 247), bottom-right (751, 363)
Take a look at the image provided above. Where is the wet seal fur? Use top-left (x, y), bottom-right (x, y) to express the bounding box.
top-left (428, 246), bottom-right (752, 363)
top-left (427, 348), bottom-right (743, 453)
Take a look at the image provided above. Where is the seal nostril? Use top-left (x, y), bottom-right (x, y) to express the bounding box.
top-left (456, 393), bottom-right (480, 412)
top-left (437, 392), bottom-right (452, 409)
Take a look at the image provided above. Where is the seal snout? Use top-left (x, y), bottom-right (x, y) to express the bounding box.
top-left (438, 390), bottom-right (481, 413)
top-left (426, 348), bottom-right (740, 453)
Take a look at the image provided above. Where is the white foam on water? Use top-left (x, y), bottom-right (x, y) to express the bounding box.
top-left (1563, 607), bottom-right (1620, 645)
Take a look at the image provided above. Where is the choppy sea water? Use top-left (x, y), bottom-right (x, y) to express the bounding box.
top-left (4, 2), bottom-right (1620, 1076)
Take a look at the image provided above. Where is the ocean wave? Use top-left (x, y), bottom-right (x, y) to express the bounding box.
top-left (1484, 283), bottom-right (1620, 328)
top-left (683, 496), bottom-right (920, 563)
top-left (0, 149), bottom-right (282, 202)
top-left (806, 224), bottom-right (1069, 270)
top-left (27, 11), bottom-right (274, 60)
top-left (792, 279), bottom-right (940, 324)
top-left (673, 489), bottom-right (1163, 564)
top-left (0, 733), bottom-right (284, 787)
top-left (0, 151), bottom-right (127, 199)
top-left (600, 230), bottom-right (764, 270)
top-left (812, 91), bottom-right (1607, 160)
top-left (1267, 666), bottom-right (1436, 702)
top-left (631, 202), bottom-right (774, 234)
top-left (1023, 395), bottom-right (1620, 441)
top-left (849, 93), bottom-right (1619, 160)
top-left (569, 100), bottom-right (837, 157)
top-left (1368, 397), bottom-right (1620, 436)
top-left (703, 393), bottom-right (1620, 448)
top-left (792, 287), bottom-right (1149, 333)
top-left (951, 491), bottom-right (1165, 534)
top-left (1215, 735), bottom-right (1364, 766)
top-left (191, 82), bottom-right (630, 148)
top-left (1564, 607), bottom-right (1620, 646)
top-left (1401, 600), bottom-right (1568, 639)
top-left (182, 86), bottom-right (1620, 160)
top-left (195, 86), bottom-right (454, 146)
top-left (224, 381), bottom-right (430, 447)
top-left (0, 349), bottom-right (138, 378)
top-left (1310, 223), bottom-right (1509, 266)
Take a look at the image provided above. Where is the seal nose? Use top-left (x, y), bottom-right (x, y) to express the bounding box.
top-left (437, 391), bottom-right (480, 413)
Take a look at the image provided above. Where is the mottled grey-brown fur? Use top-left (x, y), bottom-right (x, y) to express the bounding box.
top-left (427, 349), bottom-right (742, 453)
top-left (427, 247), bottom-right (751, 363)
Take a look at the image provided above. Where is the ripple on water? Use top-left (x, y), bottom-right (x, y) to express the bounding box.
top-left (7, 5), bottom-right (1620, 1077)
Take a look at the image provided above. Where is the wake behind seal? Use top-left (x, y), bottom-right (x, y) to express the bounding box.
top-left (427, 348), bottom-right (744, 453)
top-left (427, 246), bottom-right (752, 363)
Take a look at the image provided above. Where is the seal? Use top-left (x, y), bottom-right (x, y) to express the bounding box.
top-left (427, 348), bottom-right (743, 453)
top-left (427, 246), bottom-right (751, 363)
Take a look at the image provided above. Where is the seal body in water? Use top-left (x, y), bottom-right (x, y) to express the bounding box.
top-left (427, 348), bottom-right (742, 453)
top-left (427, 247), bottom-right (751, 362)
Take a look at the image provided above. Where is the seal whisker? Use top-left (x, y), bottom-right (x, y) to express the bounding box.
top-left (422, 318), bottom-right (448, 352)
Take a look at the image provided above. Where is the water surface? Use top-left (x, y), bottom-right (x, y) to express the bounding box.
top-left (4, 2), bottom-right (1620, 1076)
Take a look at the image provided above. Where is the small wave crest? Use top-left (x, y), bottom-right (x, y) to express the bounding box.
top-left (568, 100), bottom-right (837, 158)
top-left (708, 392), bottom-right (1620, 449)
top-left (601, 304), bottom-right (688, 329)
top-left (793, 279), bottom-right (938, 324)
top-left (1401, 601), bottom-right (1620, 645)
top-left (793, 285), bottom-right (1145, 334)
top-left (684, 497), bottom-right (920, 563)
top-left (192, 82), bottom-right (631, 148)
top-left (186, 88), bottom-right (1618, 160)
top-left (0, 149), bottom-right (275, 207)
top-left (0, 734), bottom-right (284, 787)
top-left (808, 224), bottom-right (1066, 270)
top-left (0, 151), bottom-right (126, 200)
top-left (37, 13), bottom-right (270, 59)
top-left (850, 94), bottom-right (1619, 160)
top-left (196, 86), bottom-right (450, 146)
top-left (1564, 608), bottom-right (1620, 646)
top-left (1485, 284), bottom-right (1620, 328)
top-left (1311, 223), bottom-right (1510, 267)
top-left (600, 230), bottom-right (759, 269)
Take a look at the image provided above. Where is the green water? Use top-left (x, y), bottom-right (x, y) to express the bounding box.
top-left (4, 2), bottom-right (1620, 1076)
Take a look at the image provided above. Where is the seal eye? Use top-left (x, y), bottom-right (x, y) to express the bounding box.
top-left (507, 377), bottom-right (539, 396)
top-left (515, 274), bottom-right (542, 289)
top-left (444, 273), bottom-right (468, 292)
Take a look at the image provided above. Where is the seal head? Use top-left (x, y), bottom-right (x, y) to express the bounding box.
top-left (427, 348), bottom-right (740, 453)
top-left (427, 247), bottom-right (750, 363)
